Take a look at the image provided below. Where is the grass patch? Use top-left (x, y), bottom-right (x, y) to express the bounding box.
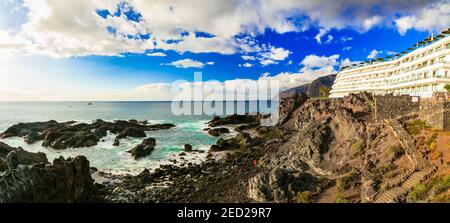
top-left (350, 140), bottom-right (365, 156)
top-left (293, 191), bottom-right (312, 203)
top-left (337, 171), bottom-right (360, 191)
top-left (405, 119), bottom-right (426, 135)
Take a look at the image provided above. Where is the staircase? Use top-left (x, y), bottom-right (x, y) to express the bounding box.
top-left (374, 167), bottom-right (434, 203)
top-left (371, 119), bottom-right (435, 203)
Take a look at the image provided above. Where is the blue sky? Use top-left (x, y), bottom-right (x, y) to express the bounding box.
top-left (0, 0), bottom-right (449, 100)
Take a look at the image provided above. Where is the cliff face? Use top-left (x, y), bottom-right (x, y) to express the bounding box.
top-left (280, 74), bottom-right (336, 98)
top-left (249, 92), bottom-right (414, 202)
top-left (0, 143), bottom-right (99, 203)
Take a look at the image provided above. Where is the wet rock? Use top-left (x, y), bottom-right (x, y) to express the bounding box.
top-left (0, 119), bottom-right (175, 150)
top-left (184, 144), bottom-right (193, 152)
top-left (114, 127), bottom-right (147, 146)
top-left (207, 127), bottom-right (230, 137)
top-left (24, 131), bottom-right (42, 144)
top-left (128, 138), bottom-right (156, 159)
top-left (208, 114), bottom-right (261, 127)
top-left (209, 132), bottom-right (256, 151)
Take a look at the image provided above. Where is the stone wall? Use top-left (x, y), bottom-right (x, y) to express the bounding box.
top-left (374, 94), bottom-right (420, 120)
top-left (420, 99), bottom-right (450, 131)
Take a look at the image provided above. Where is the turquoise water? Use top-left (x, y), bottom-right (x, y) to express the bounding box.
top-left (0, 101), bottom-right (271, 174)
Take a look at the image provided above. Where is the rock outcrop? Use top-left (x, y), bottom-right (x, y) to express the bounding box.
top-left (260, 93), bottom-right (373, 176)
top-left (210, 132), bottom-right (259, 151)
top-left (280, 74), bottom-right (336, 98)
top-left (208, 114), bottom-right (262, 127)
top-left (248, 168), bottom-right (315, 202)
top-left (207, 127), bottom-right (230, 137)
top-left (0, 154), bottom-right (97, 203)
top-left (0, 119), bottom-right (175, 150)
top-left (128, 138), bottom-right (156, 159)
top-left (0, 142), bottom-right (48, 171)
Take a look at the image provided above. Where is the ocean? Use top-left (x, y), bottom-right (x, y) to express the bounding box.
top-left (0, 101), bottom-right (274, 174)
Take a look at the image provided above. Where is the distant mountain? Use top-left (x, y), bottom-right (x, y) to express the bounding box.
top-left (280, 74), bottom-right (336, 98)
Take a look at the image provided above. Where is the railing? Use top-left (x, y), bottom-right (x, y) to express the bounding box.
top-left (368, 119), bottom-right (418, 202)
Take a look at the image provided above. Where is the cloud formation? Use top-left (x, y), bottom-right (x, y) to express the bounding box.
top-left (166, 59), bottom-right (207, 68)
top-left (0, 0), bottom-right (447, 58)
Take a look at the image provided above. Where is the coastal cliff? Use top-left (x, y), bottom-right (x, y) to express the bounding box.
top-left (0, 92), bottom-right (448, 203)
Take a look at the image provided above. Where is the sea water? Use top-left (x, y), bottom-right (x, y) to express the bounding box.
top-left (0, 101), bottom-right (273, 174)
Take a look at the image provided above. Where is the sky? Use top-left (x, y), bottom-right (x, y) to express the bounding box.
top-left (0, 0), bottom-right (449, 101)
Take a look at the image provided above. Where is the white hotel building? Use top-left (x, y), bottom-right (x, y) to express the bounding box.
top-left (330, 31), bottom-right (450, 98)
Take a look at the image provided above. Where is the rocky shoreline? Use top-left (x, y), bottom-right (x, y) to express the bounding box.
top-left (0, 92), bottom-right (449, 203)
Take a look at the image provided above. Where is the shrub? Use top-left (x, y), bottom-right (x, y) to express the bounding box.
top-left (407, 183), bottom-right (428, 201)
top-left (405, 119), bottom-right (426, 135)
top-left (429, 150), bottom-right (442, 160)
top-left (293, 191), bottom-right (312, 203)
top-left (316, 177), bottom-right (332, 191)
top-left (337, 171), bottom-right (359, 191)
top-left (426, 133), bottom-right (438, 147)
top-left (350, 140), bottom-right (365, 156)
top-left (444, 84), bottom-right (450, 93)
top-left (389, 145), bottom-right (404, 159)
top-left (335, 194), bottom-right (352, 203)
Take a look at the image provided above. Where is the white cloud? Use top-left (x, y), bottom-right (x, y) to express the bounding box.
top-left (367, 49), bottom-right (381, 59)
top-left (146, 52), bottom-right (167, 57)
top-left (315, 28), bottom-right (328, 44)
top-left (206, 61), bottom-right (215, 65)
top-left (395, 1), bottom-right (450, 35)
top-left (363, 15), bottom-right (382, 30)
top-left (242, 55), bottom-right (256, 61)
top-left (260, 59), bottom-right (277, 66)
top-left (342, 46), bottom-right (352, 51)
top-left (1, 0), bottom-right (443, 58)
top-left (240, 63), bottom-right (253, 68)
top-left (166, 59), bottom-right (205, 68)
top-left (256, 45), bottom-right (291, 66)
top-left (340, 58), bottom-right (361, 68)
top-left (340, 36), bottom-right (353, 42)
top-left (301, 54), bottom-right (339, 69)
top-left (325, 35), bottom-right (333, 44)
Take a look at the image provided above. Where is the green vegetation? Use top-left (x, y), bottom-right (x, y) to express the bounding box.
top-left (371, 163), bottom-right (396, 182)
top-left (350, 140), bottom-right (365, 156)
top-left (408, 183), bottom-right (428, 201)
top-left (264, 128), bottom-right (285, 140)
top-left (405, 119), bottom-right (426, 135)
top-left (335, 194), bottom-right (352, 203)
top-left (315, 177), bottom-right (332, 192)
top-left (425, 132), bottom-right (438, 146)
top-left (337, 171), bottom-right (360, 191)
top-left (293, 191), bottom-right (312, 203)
top-left (407, 175), bottom-right (450, 202)
top-left (444, 84), bottom-right (450, 92)
top-left (389, 145), bottom-right (404, 159)
top-left (319, 86), bottom-right (330, 98)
